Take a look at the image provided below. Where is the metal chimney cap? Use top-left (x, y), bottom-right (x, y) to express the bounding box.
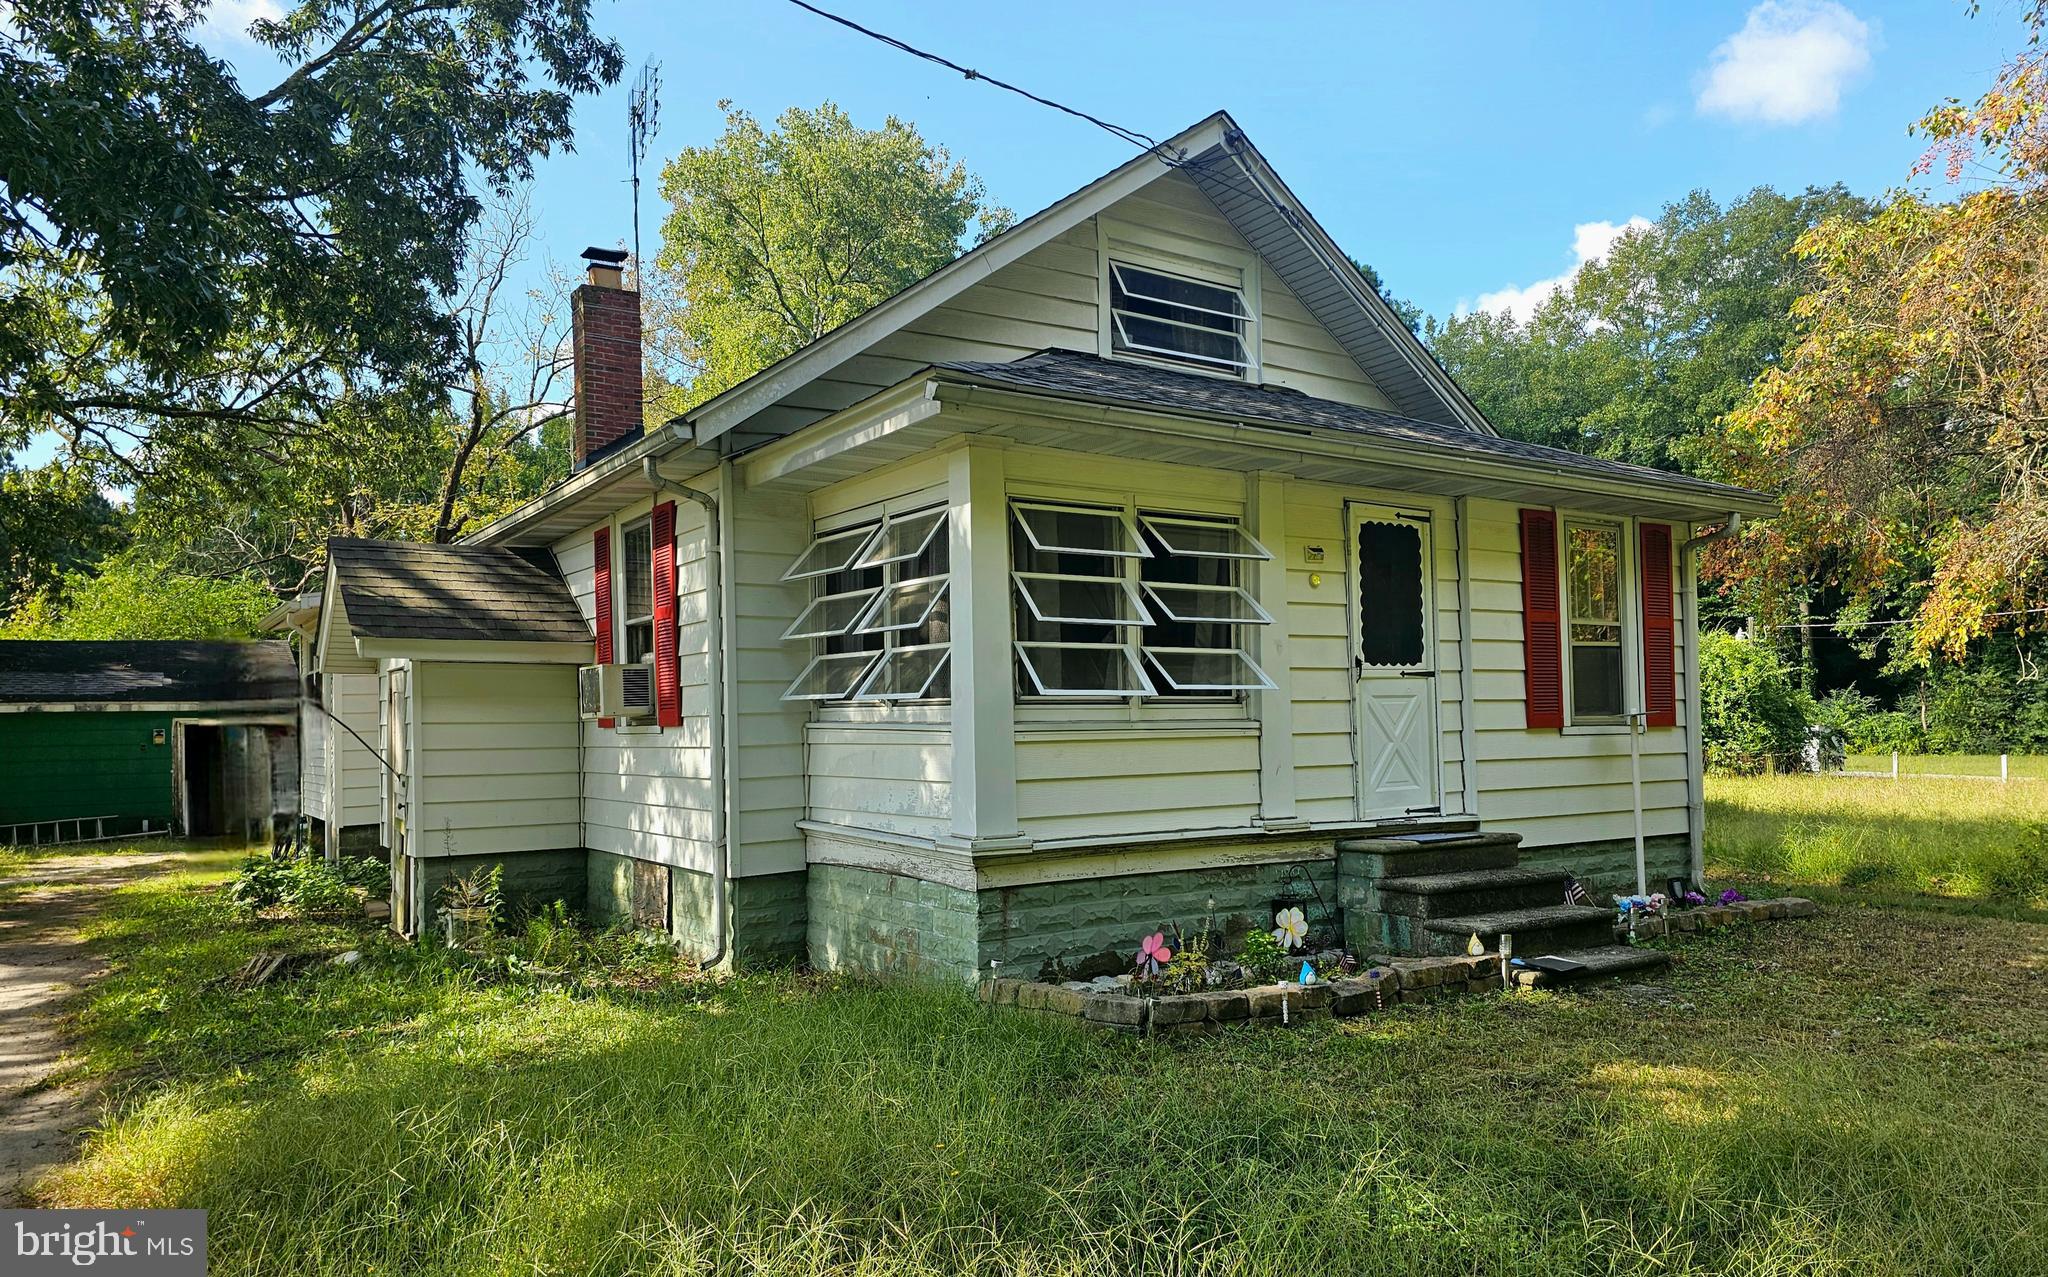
top-left (581, 246), bottom-right (629, 266)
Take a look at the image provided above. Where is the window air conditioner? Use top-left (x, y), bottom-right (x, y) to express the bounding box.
top-left (577, 663), bottom-right (656, 720)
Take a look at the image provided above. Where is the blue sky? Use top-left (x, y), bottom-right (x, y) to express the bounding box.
top-left (17, 0), bottom-right (2029, 469)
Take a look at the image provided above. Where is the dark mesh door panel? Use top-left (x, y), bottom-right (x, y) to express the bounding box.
top-left (1357, 520), bottom-right (1424, 668)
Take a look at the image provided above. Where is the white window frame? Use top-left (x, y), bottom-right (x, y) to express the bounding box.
top-left (780, 503), bottom-right (952, 705)
top-left (1140, 581), bottom-right (1276, 626)
top-left (1143, 645), bottom-right (1275, 693)
top-left (1010, 500), bottom-right (1150, 560)
top-left (1015, 642), bottom-right (1157, 698)
top-left (1558, 513), bottom-right (1641, 731)
top-left (1011, 572), bottom-right (1154, 627)
top-left (1008, 492), bottom-right (1271, 708)
top-left (1096, 223), bottom-right (1261, 382)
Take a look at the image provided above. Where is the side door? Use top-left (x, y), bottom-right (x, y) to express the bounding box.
top-left (1350, 503), bottom-right (1441, 819)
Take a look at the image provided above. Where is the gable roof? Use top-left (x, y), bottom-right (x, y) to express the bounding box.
top-left (679, 110), bottom-right (1490, 446)
top-left (0, 640), bottom-right (298, 706)
top-left (327, 540), bottom-right (590, 645)
top-left (934, 350), bottom-right (1768, 509)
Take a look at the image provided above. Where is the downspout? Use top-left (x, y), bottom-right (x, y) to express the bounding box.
top-left (642, 454), bottom-right (732, 968)
top-left (1679, 514), bottom-right (1743, 888)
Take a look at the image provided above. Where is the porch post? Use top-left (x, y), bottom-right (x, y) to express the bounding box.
top-left (1250, 474), bottom-right (1301, 829)
top-left (945, 442), bottom-right (1022, 847)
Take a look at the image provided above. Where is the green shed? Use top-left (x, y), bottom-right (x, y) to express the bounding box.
top-left (0, 640), bottom-right (299, 844)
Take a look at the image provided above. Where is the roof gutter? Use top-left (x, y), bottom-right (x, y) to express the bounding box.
top-left (639, 456), bottom-right (734, 971)
top-left (930, 380), bottom-right (1777, 517)
top-left (460, 419), bottom-right (700, 547)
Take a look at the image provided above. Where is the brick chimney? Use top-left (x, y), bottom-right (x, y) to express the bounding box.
top-left (571, 246), bottom-right (643, 470)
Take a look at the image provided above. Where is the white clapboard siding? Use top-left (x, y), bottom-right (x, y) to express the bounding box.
top-left (738, 171), bottom-right (1400, 443)
top-left (729, 484), bottom-right (813, 876)
top-left (554, 494), bottom-right (724, 876)
top-left (330, 671), bottom-right (383, 830)
top-left (412, 662), bottom-right (578, 856)
top-left (301, 706), bottom-right (330, 821)
top-left (1465, 497), bottom-right (1690, 848)
top-left (1014, 730), bottom-right (1262, 842)
top-left (805, 726), bottom-right (953, 839)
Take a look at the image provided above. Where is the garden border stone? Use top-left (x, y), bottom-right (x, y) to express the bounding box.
top-left (978, 897), bottom-right (1818, 1036)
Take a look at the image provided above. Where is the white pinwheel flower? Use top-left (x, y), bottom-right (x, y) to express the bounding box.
top-left (1272, 906), bottom-right (1308, 950)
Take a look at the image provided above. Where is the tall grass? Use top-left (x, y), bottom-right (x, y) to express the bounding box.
top-left (1844, 753), bottom-right (2048, 779)
top-left (33, 851), bottom-right (2048, 1276)
top-left (1707, 773), bottom-right (2048, 907)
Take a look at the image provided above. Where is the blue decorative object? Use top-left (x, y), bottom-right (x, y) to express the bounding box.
top-left (1299, 960), bottom-right (1316, 985)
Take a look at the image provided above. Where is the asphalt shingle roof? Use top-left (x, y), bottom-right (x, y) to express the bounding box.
top-left (328, 539), bottom-right (591, 645)
top-left (934, 350), bottom-right (1768, 506)
top-left (0, 640), bottom-right (298, 705)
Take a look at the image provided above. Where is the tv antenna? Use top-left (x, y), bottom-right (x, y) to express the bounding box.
top-left (627, 60), bottom-right (662, 278)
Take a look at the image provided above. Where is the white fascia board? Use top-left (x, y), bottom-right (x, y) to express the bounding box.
top-left (685, 117), bottom-right (1234, 445)
top-left (932, 381), bottom-right (1777, 519)
top-left (351, 638), bottom-right (594, 665)
top-left (739, 380), bottom-right (945, 488)
top-left (459, 422), bottom-right (700, 547)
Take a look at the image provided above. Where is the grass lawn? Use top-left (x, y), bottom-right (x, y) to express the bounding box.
top-left (15, 830), bottom-right (2046, 1277)
top-left (1707, 773), bottom-right (2048, 910)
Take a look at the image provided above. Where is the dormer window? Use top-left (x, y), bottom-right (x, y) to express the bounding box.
top-left (1108, 260), bottom-right (1252, 376)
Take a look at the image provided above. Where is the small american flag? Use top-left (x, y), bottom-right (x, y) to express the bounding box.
top-left (1563, 875), bottom-right (1590, 906)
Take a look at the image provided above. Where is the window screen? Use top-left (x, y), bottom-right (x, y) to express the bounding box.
top-left (621, 518), bottom-right (654, 664)
top-left (780, 506), bottom-right (951, 702)
top-left (1566, 522), bottom-right (1625, 721)
top-left (1109, 261), bottom-right (1251, 375)
top-left (1356, 519), bottom-right (1425, 668)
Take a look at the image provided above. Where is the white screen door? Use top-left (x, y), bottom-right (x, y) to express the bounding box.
top-left (1351, 504), bottom-right (1441, 818)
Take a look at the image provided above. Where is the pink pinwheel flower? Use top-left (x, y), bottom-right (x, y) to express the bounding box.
top-left (1135, 931), bottom-right (1173, 977)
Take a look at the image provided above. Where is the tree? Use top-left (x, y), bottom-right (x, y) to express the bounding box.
top-left (1697, 631), bottom-right (1811, 773)
top-left (0, 0), bottom-right (622, 491)
top-left (652, 102), bottom-right (1013, 411)
top-left (1719, 3), bottom-right (2048, 661)
top-left (0, 455), bottom-right (126, 614)
top-left (1427, 186), bottom-right (1870, 471)
top-left (1, 551), bottom-right (274, 641)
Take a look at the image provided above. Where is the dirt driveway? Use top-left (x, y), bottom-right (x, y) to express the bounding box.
top-left (0, 848), bottom-right (183, 1205)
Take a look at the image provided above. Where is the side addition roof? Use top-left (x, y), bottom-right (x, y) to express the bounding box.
top-left (0, 640), bottom-right (298, 707)
top-left (326, 540), bottom-right (591, 645)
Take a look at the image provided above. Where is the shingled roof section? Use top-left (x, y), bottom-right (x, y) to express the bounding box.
top-left (0, 640), bottom-right (298, 705)
top-left (328, 539), bottom-right (591, 644)
top-left (934, 350), bottom-right (1767, 506)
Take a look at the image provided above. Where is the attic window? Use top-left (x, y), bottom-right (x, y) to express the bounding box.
top-left (1109, 261), bottom-right (1251, 376)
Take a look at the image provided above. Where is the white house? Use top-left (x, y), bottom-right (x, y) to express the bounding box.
top-left (312, 113), bottom-right (1773, 979)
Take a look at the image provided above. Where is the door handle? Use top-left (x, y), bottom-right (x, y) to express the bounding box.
top-left (1399, 670), bottom-right (1436, 678)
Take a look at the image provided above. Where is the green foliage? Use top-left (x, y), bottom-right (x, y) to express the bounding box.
top-left (0, 456), bottom-right (126, 614)
top-left (0, 0), bottom-right (622, 493)
top-left (226, 854), bottom-right (364, 918)
top-left (1699, 631), bottom-right (1812, 773)
top-left (1427, 186), bottom-right (1870, 473)
top-left (439, 863), bottom-right (504, 923)
top-left (652, 101), bottom-right (1012, 412)
top-left (1236, 926), bottom-right (1288, 984)
top-left (1, 550), bottom-right (274, 639)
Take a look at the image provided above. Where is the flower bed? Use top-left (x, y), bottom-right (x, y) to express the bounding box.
top-left (982, 896), bottom-right (1820, 1036)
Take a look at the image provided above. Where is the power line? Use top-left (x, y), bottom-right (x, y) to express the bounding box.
top-left (781, 0), bottom-right (1174, 159)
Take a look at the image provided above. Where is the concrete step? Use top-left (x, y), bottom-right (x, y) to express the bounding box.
top-left (1507, 943), bottom-right (1670, 989)
top-left (1373, 866), bottom-right (1572, 919)
top-left (1418, 903), bottom-right (1616, 958)
top-left (1336, 830), bottom-right (1524, 880)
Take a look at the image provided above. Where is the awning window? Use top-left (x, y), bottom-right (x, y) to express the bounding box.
top-left (1014, 642), bottom-right (1157, 697)
top-left (1144, 646), bottom-right (1275, 692)
top-left (1012, 572), bottom-right (1153, 627)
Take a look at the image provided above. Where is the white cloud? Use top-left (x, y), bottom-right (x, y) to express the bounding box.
top-left (197, 0), bottom-right (283, 46)
top-left (1696, 1), bottom-right (1874, 126)
top-left (1464, 217), bottom-right (1652, 323)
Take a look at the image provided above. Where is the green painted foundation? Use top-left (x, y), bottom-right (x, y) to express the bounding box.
top-left (407, 848), bottom-right (587, 929)
top-left (587, 849), bottom-right (806, 968)
top-left (0, 711), bottom-right (176, 830)
top-left (808, 834), bottom-right (1694, 982)
top-left (1520, 834), bottom-right (1692, 899)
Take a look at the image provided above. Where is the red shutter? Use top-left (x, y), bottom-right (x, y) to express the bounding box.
top-left (1519, 508), bottom-right (1565, 729)
top-left (1639, 522), bottom-right (1677, 728)
top-left (593, 525), bottom-right (615, 728)
top-left (651, 501), bottom-right (681, 728)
